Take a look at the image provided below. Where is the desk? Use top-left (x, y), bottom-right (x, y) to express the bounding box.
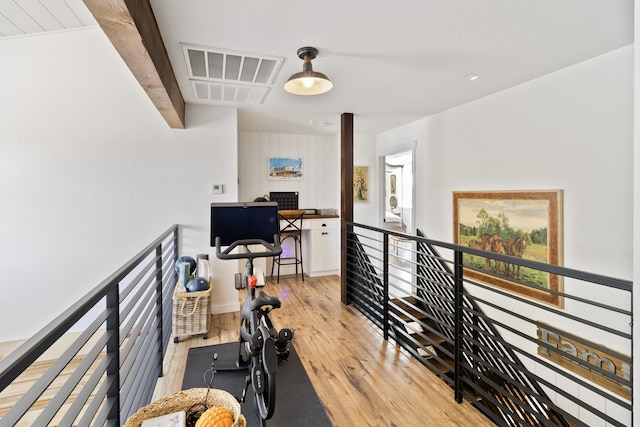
top-left (250, 214), bottom-right (340, 278)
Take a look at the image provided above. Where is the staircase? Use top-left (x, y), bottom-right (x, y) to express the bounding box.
top-left (391, 296), bottom-right (489, 402)
top-left (388, 293), bottom-right (578, 426)
top-left (346, 230), bottom-right (576, 426)
top-left (390, 297), bottom-right (454, 378)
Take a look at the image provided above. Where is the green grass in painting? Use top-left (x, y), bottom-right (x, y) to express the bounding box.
top-left (459, 236), bottom-right (549, 289)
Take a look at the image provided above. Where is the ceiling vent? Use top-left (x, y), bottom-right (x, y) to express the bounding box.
top-left (191, 81), bottom-right (270, 104)
top-left (182, 45), bottom-right (283, 105)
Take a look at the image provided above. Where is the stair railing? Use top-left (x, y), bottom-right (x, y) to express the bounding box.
top-left (345, 221), bottom-right (632, 427)
top-left (0, 225), bottom-right (178, 426)
top-left (419, 230), bottom-right (568, 426)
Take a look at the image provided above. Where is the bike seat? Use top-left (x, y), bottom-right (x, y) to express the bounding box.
top-left (251, 291), bottom-right (281, 311)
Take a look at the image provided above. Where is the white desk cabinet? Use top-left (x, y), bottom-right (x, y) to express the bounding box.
top-left (307, 218), bottom-right (339, 276)
top-left (270, 216), bottom-right (339, 278)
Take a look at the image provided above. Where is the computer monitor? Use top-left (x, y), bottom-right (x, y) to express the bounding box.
top-left (210, 202), bottom-right (280, 247)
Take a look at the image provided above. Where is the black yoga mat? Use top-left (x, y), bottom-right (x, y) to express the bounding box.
top-left (182, 342), bottom-right (332, 427)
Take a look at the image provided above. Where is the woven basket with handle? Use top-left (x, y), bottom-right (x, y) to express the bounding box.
top-left (172, 288), bottom-right (211, 338)
top-left (123, 388), bottom-right (246, 427)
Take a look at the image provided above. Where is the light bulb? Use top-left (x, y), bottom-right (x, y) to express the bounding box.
top-left (302, 78), bottom-right (315, 88)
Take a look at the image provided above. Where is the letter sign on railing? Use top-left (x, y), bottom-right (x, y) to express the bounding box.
top-left (537, 323), bottom-right (631, 400)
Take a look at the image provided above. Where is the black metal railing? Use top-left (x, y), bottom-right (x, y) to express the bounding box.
top-left (345, 222), bottom-right (632, 427)
top-left (0, 225), bottom-right (178, 426)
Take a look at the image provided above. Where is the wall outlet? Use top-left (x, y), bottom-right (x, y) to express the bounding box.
top-left (211, 184), bottom-right (223, 194)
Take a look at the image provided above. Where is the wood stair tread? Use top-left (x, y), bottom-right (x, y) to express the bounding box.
top-left (390, 297), bottom-right (426, 321)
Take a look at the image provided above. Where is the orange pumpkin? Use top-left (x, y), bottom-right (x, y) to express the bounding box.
top-left (194, 406), bottom-right (234, 427)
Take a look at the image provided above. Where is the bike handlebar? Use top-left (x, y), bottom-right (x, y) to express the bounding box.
top-left (215, 235), bottom-right (282, 260)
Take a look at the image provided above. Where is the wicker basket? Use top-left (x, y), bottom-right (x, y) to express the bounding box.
top-left (172, 287), bottom-right (211, 340)
top-left (123, 388), bottom-right (246, 427)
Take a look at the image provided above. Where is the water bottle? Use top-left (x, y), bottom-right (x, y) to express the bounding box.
top-left (177, 261), bottom-right (190, 293)
top-left (196, 254), bottom-right (210, 283)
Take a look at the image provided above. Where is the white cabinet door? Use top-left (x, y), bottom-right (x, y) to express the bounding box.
top-left (309, 219), bottom-right (339, 275)
top-left (323, 225), bottom-right (339, 271)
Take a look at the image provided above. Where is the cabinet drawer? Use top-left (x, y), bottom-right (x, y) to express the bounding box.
top-left (307, 219), bottom-right (338, 231)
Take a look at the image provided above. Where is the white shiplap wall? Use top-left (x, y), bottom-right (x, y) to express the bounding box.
top-left (238, 132), bottom-right (340, 210)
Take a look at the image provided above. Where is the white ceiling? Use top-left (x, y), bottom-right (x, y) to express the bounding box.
top-left (0, 0), bottom-right (633, 135)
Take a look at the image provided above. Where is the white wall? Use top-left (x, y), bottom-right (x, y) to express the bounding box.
top-left (0, 28), bottom-right (241, 341)
top-left (378, 45), bottom-right (633, 279)
top-left (377, 45), bottom-right (634, 425)
top-left (353, 133), bottom-right (378, 225)
top-left (238, 132), bottom-right (340, 210)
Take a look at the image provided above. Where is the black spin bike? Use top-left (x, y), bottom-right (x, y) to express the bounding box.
top-left (211, 202), bottom-right (294, 425)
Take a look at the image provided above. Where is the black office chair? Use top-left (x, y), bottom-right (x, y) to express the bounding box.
top-left (271, 209), bottom-right (304, 282)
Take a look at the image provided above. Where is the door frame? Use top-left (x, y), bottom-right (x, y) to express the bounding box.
top-left (378, 140), bottom-right (416, 234)
top-left (379, 141), bottom-right (417, 296)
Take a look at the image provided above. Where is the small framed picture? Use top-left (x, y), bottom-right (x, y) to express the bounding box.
top-left (354, 166), bottom-right (369, 203)
top-left (268, 157), bottom-right (303, 180)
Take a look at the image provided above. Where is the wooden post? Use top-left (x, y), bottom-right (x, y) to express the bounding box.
top-left (340, 113), bottom-right (354, 304)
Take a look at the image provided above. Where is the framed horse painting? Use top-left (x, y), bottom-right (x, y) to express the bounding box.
top-left (453, 190), bottom-right (564, 308)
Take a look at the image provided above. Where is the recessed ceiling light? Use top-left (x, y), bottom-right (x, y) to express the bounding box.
top-left (462, 74), bottom-right (481, 81)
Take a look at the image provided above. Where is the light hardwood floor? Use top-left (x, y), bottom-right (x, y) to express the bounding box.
top-left (152, 274), bottom-right (495, 427)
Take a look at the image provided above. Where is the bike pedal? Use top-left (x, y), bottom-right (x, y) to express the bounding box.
top-left (279, 328), bottom-right (294, 342)
top-left (275, 328), bottom-right (293, 353)
top-left (250, 331), bottom-right (264, 354)
top-left (277, 350), bottom-right (290, 362)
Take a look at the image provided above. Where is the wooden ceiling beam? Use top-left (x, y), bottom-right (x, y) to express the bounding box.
top-left (83, 0), bottom-right (185, 129)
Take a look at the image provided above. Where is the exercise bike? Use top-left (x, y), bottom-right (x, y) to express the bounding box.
top-left (211, 202), bottom-right (294, 425)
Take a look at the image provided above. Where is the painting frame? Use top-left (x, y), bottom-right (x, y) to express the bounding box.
top-left (268, 157), bottom-right (303, 180)
top-left (354, 166), bottom-right (369, 203)
top-left (453, 190), bottom-right (564, 308)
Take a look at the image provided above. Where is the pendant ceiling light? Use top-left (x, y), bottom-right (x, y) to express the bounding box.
top-left (284, 47), bottom-right (333, 95)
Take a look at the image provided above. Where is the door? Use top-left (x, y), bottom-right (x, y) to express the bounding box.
top-left (382, 148), bottom-right (415, 296)
top-left (382, 150), bottom-right (413, 235)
